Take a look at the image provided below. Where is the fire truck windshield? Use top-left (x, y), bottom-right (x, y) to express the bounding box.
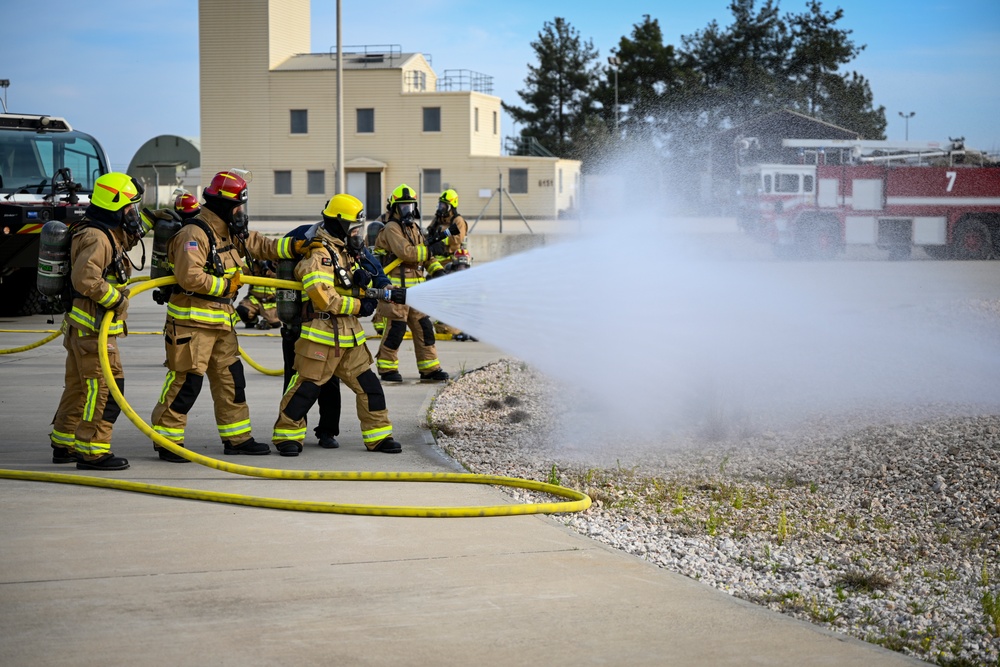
top-left (0, 128), bottom-right (106, 194)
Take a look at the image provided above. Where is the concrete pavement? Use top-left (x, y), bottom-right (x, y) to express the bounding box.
top-left (0, 279), bottom-right (925, 666)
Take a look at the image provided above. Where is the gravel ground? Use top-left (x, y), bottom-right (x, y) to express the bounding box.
top-left (429, 301), bottom-right (1000, 667)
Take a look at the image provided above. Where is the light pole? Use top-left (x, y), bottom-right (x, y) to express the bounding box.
top-left (898, 111), bottom-right (915, 141)
top-left (607, 56), bottom-right (620, 135)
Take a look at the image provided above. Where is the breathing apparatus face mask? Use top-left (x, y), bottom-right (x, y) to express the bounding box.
top-left (346, 224), bottom-right (364, 253)
top-left (396, 202), bottom-right (416, 224)
top-left (436, 201), bottom-right (450, 216)
top-left (229, 203), bottom-right (250, 241)
top-left (121, 203), bottom-right (143, 239)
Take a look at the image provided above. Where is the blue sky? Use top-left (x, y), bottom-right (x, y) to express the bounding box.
top-left (2, 0), bottom-right (997, 171)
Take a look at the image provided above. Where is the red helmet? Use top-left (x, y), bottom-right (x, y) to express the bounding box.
top-left (174, 193), bottom-right (200, 217)
top-left (204, 170), bottom-right (249, 204)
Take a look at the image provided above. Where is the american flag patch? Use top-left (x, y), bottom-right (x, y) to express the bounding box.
top-left (185, 241), bottom-right (198, 252)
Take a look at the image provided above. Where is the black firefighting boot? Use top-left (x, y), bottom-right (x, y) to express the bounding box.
top-left (76, 453), bottom-right (130, 471)
top-left (419, 369), bottom-right (450, 382)
top-left (275, 441), bottom-right (303, 457)
top-left (155, 444), bottom-right (190, 463)
top-left (369, 437), bottom-right (402, 454)
top-left (52, 445), bottom-right (80, 464)
top-left (223, 438), bottom-right (271, 456)
top-left (317, 432), bottom-right (340, 449)
top-left (380, 371), bottom-right (403, 383)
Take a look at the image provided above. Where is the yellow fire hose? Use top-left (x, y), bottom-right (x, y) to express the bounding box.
top-left (0, 274), bottom-right (591, 518)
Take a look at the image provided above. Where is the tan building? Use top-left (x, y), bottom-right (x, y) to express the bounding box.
top-left (199, 0), bottom-right (580, 220)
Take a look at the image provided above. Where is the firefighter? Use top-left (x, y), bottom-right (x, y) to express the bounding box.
top-left (372, 184), bottom-right (449, 383)
top-left (150, 169), bottom-right (318, 462)
top-left (235, 260), bottom-right (281, 329)
top-left (49, 172), bottom-right (145, 471)
top-left (280, 216), bottom-right (391, 450)
top-left (272, 194), bottom-right (400, 455)
top-left (425, 188), bottom-right (476, 341)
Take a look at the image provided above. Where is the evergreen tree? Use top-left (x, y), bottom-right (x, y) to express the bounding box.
top-left (503, 17), bottom-right (600, 159)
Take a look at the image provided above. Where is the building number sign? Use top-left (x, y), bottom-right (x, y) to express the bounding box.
top-left (537, 178), bottom-right (553, 187)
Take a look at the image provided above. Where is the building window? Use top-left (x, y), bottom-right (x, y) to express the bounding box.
top-left (274, 171), bottom-right (292, 195)
top-left (423, 107), bottom-right (441, 132)
top-left (307, 170), bottom-right (325, 195)
top-left (423, 169), bottom-right (441, 194)
top-left (509, 168), bottom-right (528, 194)
top-left (559, 168), bottom-right (563, 194)
top-left (493, 111), bottom-right (497, 135)
top-left (290, 109), bottom-right (308, 134)
top-left (357, 108), bottom-right (374, 133)
top-left (474, 107), bottom-right (479, 133)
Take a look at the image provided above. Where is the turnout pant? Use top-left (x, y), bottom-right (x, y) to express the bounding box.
top-left (375, 303), bottom-right (442, 376)
top-left (273, 339), bottom-right (391, 450)
top-left (151, 323), bottom-right (253, 447)
top-left (50, 329), bottom-right (124, 459)
top-left (281, 324), bottom-right (341, 438)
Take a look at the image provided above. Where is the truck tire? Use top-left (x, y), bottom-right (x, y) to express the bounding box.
top-left (923, 245), bottom-right (951, 260)
top-left (796, 217), bottom-right (839, 260)
top-left (952, 218), bottom-right (993, 260)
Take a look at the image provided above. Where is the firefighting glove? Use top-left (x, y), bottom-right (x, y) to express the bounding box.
top-left (352, 268), bottom-right (372, 287)
top-left (225, 270), bottom-right (243, 299)
top-left (293, 239), bottom-right (325, 256)
top-left (357, 298), bottom-right (378, 318)
top-left (111, 288), bottom-right (130, 318)
top-left (428, 241), bottom-right (448, 256)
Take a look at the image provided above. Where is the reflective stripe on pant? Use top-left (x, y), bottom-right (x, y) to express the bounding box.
top-left (50, 328), bottom-right (124, 457)
top-left (273, 338), bottom-right (390, 449)
top-left (375, 304), bottom-right (441, 374)
top-left (151, 323), bottom-right (252, 446)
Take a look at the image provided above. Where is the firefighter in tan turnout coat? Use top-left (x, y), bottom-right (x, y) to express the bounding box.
top-left (272, 194), bottom-right (400, 455)
top-left (49, 172), bottom-right (148, 471)
top-left (372, 184), bottom-right (449, 383)
top-left (150, 170), bottom-right (313, 461)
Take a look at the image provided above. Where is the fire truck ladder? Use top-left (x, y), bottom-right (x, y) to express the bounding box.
top-left (782, 138), bottom-right (965, 164)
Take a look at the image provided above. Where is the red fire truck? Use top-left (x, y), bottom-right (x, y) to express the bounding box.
top-left (737, 138), bottom-right (1000, 260)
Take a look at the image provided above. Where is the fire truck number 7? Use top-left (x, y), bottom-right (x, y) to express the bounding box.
top-left (946, 171), bottom-right (957, 192)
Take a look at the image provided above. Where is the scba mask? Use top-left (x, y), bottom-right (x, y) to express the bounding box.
top-left (229, 203), bottom-right (250, 241)
top-left (396, 202), bottom-right (417, 224)
top-left (346, 224), bottom-right (365, 253)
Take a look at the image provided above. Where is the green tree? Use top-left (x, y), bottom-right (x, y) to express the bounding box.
top-left (786, 0), bottom-right (861, 115)
top-left (595, 15), bottom-right (680, 135)
top-left (503, 17), bottom-right (600, 159)
top-left (821, 71), bottom-right (887, 139)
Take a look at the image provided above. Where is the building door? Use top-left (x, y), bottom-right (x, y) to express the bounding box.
top-left (346, 172), bottom-right (383, 218)
top-left (365, 172), bottom-right (382, 218)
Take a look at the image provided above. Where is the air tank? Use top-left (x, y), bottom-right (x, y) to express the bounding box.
top-left (276, 258), bottom-right (300, 324)
top-left (151, 217), bottom-right (182, 280)
top-left (37, 220), bottom-right (71, 297)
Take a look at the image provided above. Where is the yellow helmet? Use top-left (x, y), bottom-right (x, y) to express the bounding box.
top-left (439, 189), bottom-right (458, 209)
top-left (322, 193), bottom-right (366, 238)
top-left (389, 183), bottom-right (419, 223)
top-left (389, 183), bottom-right (417, 205)
top-left (91, 172), bottom-right (142, 212)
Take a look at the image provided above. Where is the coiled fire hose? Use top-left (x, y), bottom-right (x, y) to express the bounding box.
top-left (0, 275), bottom-right (591, 518)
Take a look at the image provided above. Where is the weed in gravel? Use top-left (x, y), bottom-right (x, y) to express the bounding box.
top-left (547, 464), bottom-right (561, 487)
top-left (982, 589), bottom-right (1000, 636)
top-left (835, 569), bottom-right (894, 593)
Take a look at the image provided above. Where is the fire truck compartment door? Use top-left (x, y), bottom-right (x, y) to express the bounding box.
top-left (817, 179), bottom-right (839, 207)
top-left (845, 216), bottom-right (876, 244)
top-left (913, 217), bottom-right (947, 245)
top-left (851, 179), bottom-right (883, 210)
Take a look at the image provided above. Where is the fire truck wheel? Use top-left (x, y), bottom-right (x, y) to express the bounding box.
top-left (923, 245), bottom-right (951, 260)
top-left (797, 219), bottom-right (839, 260)
top-left (952, 218), bottom-right (993, 260)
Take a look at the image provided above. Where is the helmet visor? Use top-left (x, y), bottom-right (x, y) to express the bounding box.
top-left (396, 202), bottom-right (416, 220)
